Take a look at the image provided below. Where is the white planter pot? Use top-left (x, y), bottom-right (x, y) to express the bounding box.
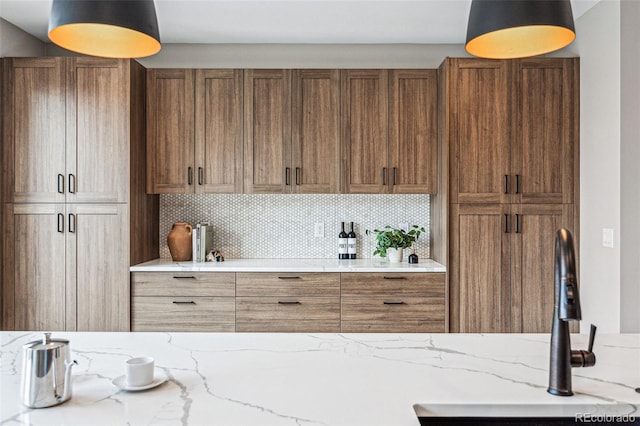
top-left (387, 247), bottom-right (403, 263)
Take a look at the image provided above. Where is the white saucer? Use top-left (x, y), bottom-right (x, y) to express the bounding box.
top-left (112, 369), bottom-right (167, 391)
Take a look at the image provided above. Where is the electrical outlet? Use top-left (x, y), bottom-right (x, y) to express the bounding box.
top-left (602, 228), bottom-right (614, 248)
top-left (399, 222), bottom-right (409, 232)
top-left (314, 222), bottom-right (324, 238)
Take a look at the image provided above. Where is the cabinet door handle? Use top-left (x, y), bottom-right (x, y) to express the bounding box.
top-left (285, 167), bottom-right (291, 185)
top-left (504, 175), bottom-right (510, 194)
top-left (278, 301), bottom-right (301, 305)
top-left (392, 167), bottom-right (397, 186)
top-left (383, 301), bottom-right (405, 305)
top-left (68, 213), bottom-right (76, 233)
top-left (295, 167), bottom-right (301, 185)
top-left (57, 213), bottom-right (64, 233)
top-left (172, 300), bottom-right (196, 305)
top-left (515, 214), bottom-right (521, 234)
top-left (504, 214), bottom-right (510, 233)
top-left (198, 167), bottom-right (203, 185)
top-left (515, 174), bottom-right (521, 194)
top-left (383, 276), bottom-right (407, 280)
top-left (382, 168), bottom-right (387, 185)
top-left (278, 276), bottom-right (300, 280)
top-left (173, 275), bottom-right (196, 279)
top-left (57, 174), bottom-right (65, 194)
top-left (187, 167), bottom-right (193, 185)
top-left (68, 174), bottom-right (76, 194)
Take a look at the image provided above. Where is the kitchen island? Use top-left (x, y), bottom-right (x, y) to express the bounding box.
top-left (1, 332), bottom-right (638, 425)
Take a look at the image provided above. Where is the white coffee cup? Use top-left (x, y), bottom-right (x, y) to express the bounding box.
top-left (125, 357), bottom-right (154, 387)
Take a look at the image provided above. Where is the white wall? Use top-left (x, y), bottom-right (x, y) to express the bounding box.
top-left (0, 18), bottom-right (45, 57)
top-left (620, 0), bottom-right (640, 332)
top-left (574, 1), bottom-right (622, 332)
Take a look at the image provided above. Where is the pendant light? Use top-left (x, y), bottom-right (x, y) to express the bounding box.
top-left (48, 0), bottom-right (161, 58)
top-left (465, 0), bottom-right (575, 59)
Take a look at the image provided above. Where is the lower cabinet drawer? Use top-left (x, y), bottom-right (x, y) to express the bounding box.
top-left (236, 297), bottom-right (340, 332)
top-left (341, 297), bottom-right (445, 333)
top-left (131, 296), bottom-right (235, 332)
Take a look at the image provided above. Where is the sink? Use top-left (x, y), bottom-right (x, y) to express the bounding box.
top-left (414, 403), bottom-right (638, 425)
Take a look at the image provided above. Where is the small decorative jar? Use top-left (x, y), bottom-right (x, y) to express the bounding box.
top-left (167, 222), bottom-right (192, 261)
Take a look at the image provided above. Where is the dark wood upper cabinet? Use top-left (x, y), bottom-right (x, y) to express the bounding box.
top-left (244, 69), bottom-right (292, 194)
top-left (195, 69), bottom-right (243, 193)
top-left (341, 70), bottom-right (389, 194)
top-left (389, 69), bottom-right (438, 194)
top-left (146, 69), bottom-right (195, 194)
top-left (292, 69), bottom-right (340, 194)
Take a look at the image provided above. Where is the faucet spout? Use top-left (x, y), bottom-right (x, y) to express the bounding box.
top-left (548, 228), bottom-right (596, 396)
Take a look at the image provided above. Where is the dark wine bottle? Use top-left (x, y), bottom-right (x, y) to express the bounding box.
top-left (339, 222), bottom-right (348, 259)
top-left (348, 222), bottom-right (357, 259)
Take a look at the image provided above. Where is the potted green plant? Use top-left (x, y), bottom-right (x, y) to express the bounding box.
top-left (366, 225), bottom-right (425, 262)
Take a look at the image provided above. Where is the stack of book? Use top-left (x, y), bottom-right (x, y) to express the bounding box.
top-left (192, 223), bottom-right (214, 262)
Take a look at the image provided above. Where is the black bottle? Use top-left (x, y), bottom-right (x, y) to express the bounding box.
top-left (338, 222), bottom-right (348, 259)
top-left (408, 248), bottom-right (418, 264)
top-left (347, 222), bottom-right (357, 259)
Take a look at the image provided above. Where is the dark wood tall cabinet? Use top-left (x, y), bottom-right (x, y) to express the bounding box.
top-left (437, 57), bottom-right (579, 333)
top-left (1, 58), bottom-right (158, 331)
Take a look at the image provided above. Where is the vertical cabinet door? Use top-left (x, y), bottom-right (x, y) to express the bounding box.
top-left (451, 204), bottom-right (511, 333)
top-left (341, 70), bottom-right (389, 194)
top-left (195, 69), bottom-right (243, 194)
top-left (3, 203), bottom-right (67, 331)
top-left (511, 204), bottom-right (574, 333)
top-left (292, 69), bottom-right (340, 194)
top-left (67, 58), bottom-right (129, 203)
top-left (66, 204), bottom-right (129, 331)
top-left (389, 69), bottom-right (438, 194)
top-left (513, 58), bottom-right (578, 204)
top-left (4, 58), bottom-right (66, 204)
top-left (244, 69), bottom-right (292, 194)
top-left (147, 69), bottom-right (195, 194)
top-left (448, 59), bottom-right (511, 204)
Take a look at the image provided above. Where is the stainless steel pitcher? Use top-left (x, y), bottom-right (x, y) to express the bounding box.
top-left (21, 333), bottom-right (77, 408)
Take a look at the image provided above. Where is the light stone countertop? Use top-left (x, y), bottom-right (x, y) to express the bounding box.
top-left (130, 258), bottom-right (446, 273)
top-left (1, 332), bottom-right (638, 426)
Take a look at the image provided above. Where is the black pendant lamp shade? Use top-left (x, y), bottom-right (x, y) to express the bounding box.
top-left (48, 0), bottom-right (161, 58)
top-left (466, 0), bottom-right (576, 59)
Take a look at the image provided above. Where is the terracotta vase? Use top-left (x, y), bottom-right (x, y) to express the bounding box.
top-left (167, 222), bottom-right (193, 261)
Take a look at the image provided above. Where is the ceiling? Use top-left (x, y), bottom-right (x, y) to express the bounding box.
top-left (0, 0), bottom-right (600, 45)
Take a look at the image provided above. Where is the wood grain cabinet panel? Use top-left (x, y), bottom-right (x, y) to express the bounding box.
top-left (389, 70), bottom-right (438, 194)
top-left (132, 296), bottom-right (235, 332)
top-left (236, 272), bottom-right (340, 297)
top-left (236, 297), bottom-right (340, 332)
top-left (341, 297), bottom-right (445, 333)
top-left (341, 272), bottom-right (444, 297)
top-left (132, 272), bottom-right (235, 297)
top-left (146, 69), bottom-right (195, 193)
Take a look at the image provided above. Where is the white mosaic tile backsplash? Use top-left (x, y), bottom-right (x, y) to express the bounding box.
top-left (160, 194), bottom-right (430, 260)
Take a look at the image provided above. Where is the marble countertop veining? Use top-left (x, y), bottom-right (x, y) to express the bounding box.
top-left (129, 258), bottom-right (446, 273)
top-left (1, 332), bottom-right (639, 426)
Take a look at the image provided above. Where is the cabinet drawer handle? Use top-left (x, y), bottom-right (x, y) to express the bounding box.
top-left (515, 214), bottom-right (521, 234)
top-left (383, 301), bottom-right (405, 305)
top-left (515, 174), bottom-right (521, 194)
top-left (68, 174), bottom-right (76, 194)
top-left (278, 301), bottom-right (301, 305)
top-left (187, 167), bottom-right (193, 185)
top-left (173, 275), bottom-right (196, 279)
top-left (57, 174), bottom-right (65, 194)
top-left (295, 167), bottom-right (301, 185)
top-left (392, 167), bottom-right (397, 186)
top-left (504, 214), bottom-right (510, 233)
top-left (68, 213), bottom-right (76, 233)
top-left (57, 213), bottom-right (64, 233)
top-left (172, 301), bottom-right (196, 304)
top-left (383, 276), bottom-right (407, 280)
top-left (278, 276), bottom-right (300, 280)
top-left (198, 167), bottom-right (203, 185)
top-left (382, 167), bottom-right (387, 185)
top-left (285, 167), bottom-right (291, 185)
top-left (504, 175), bottom-right (510, 194)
